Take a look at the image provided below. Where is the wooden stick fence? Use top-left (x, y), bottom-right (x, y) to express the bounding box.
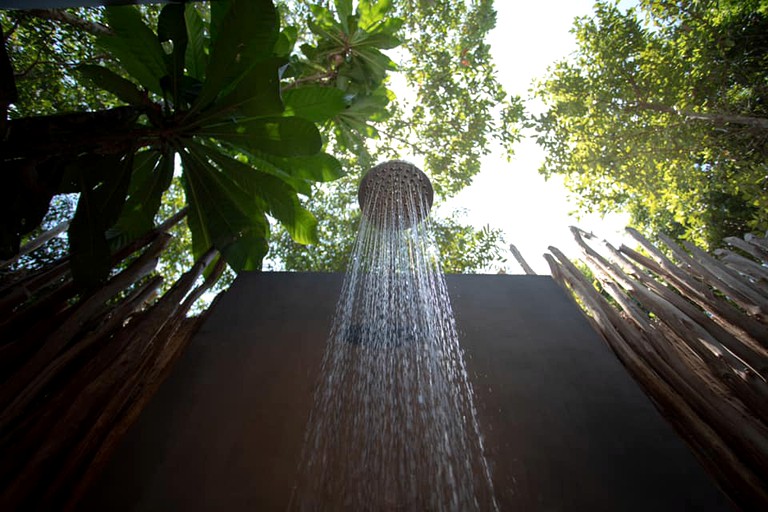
top-left (536, 227), bottom-right (768, 511)
top-left (4, 216), bottom-right (767, 509)
top-left (0, 209), bottom-right (226, 510)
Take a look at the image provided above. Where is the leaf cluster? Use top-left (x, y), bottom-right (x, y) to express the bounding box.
top-left (2, 1), bottom-right (349, 288)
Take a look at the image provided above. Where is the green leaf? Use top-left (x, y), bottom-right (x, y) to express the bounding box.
top-left (285, 206), bottom-right (319, 245)
top-left (362, 32), bottom-right (401, 50)
top-left (358, 0), bottom-right (394, 31)
top-left (77, 64), bottom-right (145, 106)
top-left (180, 145), bottom-right (270, 270)
top-left (158, 3), bottom-right (188, 105)
top-left (201, 58), bottom-right (284, 121)
top-left (113, 149), bottom-right (173, 241)
top-left (237, 150), bottom-right (314, 196)
top-left (264, 152), bottom-right (344, 183)
top-left (68, 152), bottom-right (134, 288)
top-left (221, 229), bottom-right (269, 271)
top-left (335, 0), bottom-right (353, 33)
top-left (209, 0), bottom-right (231, 45)
top-left (184, 5), bottom-right (208, 80)
top-left (97, 6), bottom-right (167, 94)
top-left (194, 0), bottom-right (279, 110)
top-left (199, 116), bottom-right (322, 157)
top-left (274, 26), bottom-right (298, 57)
top-left (194, 143), bottom-right (318, 244)
top-left (282, 86), bottom-right (347, 122)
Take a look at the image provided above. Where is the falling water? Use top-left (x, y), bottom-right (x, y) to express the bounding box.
top-left (291, 161), bottom-right (497, 510)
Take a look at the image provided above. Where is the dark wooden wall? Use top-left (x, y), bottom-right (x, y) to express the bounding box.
top-left (81, 273), bottom-right (732, 511)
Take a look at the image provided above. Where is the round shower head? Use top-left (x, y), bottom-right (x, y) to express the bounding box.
top-left (358, 161), bottom-right (434, 227)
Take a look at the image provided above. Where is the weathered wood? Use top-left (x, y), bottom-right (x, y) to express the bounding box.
top-left (0, 280), bottom-right (76, 365)
top-left (545, 250), bottom-right (768, 510)
top-left (61, 259), bottom-right (225, 511)
top-left (39, 250), bottom-right (219, 510)
top-left (658, 233), bottom-right (766, 321)
top-left (571, 229), bottom-right (753, 379)
top-left (745, 233), bottom-right (768, 254)
top-left (622, 233), bottom-right (768, 349)
top-left (681, 240), bottom-right (768, 320)
top-left (0, 220), bottom-right (70, 270)
top-left (0, 258), bottom-right (69, 316)
top-left (0, 247), bottom-right (216, 511)
top-left (509, 244), bottom-right (536, 275)
top-left (0, 276), bottom-right (164, 435)
top-left (605, 243), bottom-right (768, 377)
top-left (0, 235), bottom-right (169, 426)
top-left (544, 225), bottom-right (768, 509)
top-left (558, 240), bottom-right (768, 447)
top-left (724, 236), bottom-right (768, 264)
top-left (715, 248), bottom-right (768, 289)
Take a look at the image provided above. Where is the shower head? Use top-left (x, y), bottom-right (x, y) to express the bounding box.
top-left (357, 160), bottom-right (434, 227)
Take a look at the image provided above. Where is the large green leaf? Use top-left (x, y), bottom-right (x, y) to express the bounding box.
top-left (180, 145), bottom-right (270, 270)
top-left (361, 32), bottom-right (401, 49)
top-left (199, 116), bottom-right (322, 157)
top-left (236, 150), bottom-right (313, 196)
top-left (184, 5), bottom-right (208, 80)
top-left (158, 3), bottom-right (188, 106)
top-left (221, 229), bottom-right (269, 272)
top-left (195, 143), bottom-right (318, 244)
top-left (200, 58), bottom-right (284, 122)
top-left (274, 26), bottom-right (298, 58)
top-left (282, 86), bottom-right (347, 122)
top-left (97, 7), bottom-right (167, 95)
top-left (77, 64), bottom-right (145, 106)
top-left (335, 0), bottom-right (354, 33)
top-left (113, 149), bottom-right (173, 241)
top-left (68, 152), bottom-right (134, 288)
top-left (358, 0), bottom-right (395, 31)
top-left (194, 0), bottom-right (279, 110)
top-left (209, 0), bottom-right (231, 45)
top-left (256, 152), bottom-right (344, 183)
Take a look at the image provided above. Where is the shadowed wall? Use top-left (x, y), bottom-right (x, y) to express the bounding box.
top-left (82, 273), bottom-right (732, 511)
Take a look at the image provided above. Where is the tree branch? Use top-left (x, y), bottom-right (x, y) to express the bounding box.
top-left (283, 69), bottom-right (339, 91)
top-left (28, 9), bottom-right (114, 37)
top-left (3, 16), bottom-right (23, 41)
top-left (632, 101), bottom-right (768, 130)
top-left (0, 25), bottom-right (19, 131)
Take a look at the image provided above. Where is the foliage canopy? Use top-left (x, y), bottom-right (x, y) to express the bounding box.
top-left (1, 0), bottom-right (516, 283)
top-left (533, 0), bottom-right (768, 248)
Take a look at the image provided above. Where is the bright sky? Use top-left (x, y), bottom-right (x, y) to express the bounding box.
top-left (436, 0), bottom-right (632, 274)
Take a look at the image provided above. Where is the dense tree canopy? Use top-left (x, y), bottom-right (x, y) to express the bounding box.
top-left (533, 0), bottom-right (768, 248)
top-left (1, 0), bottom-right (517, 288)
top-left (268, 0), bottom-right (516, 272)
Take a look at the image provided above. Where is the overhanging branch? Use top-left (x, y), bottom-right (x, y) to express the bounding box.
top-left (28, 9), bottom-right (114, 37)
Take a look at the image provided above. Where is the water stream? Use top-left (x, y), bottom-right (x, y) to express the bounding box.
top-left (292, 164), bottom-right (498, 510)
